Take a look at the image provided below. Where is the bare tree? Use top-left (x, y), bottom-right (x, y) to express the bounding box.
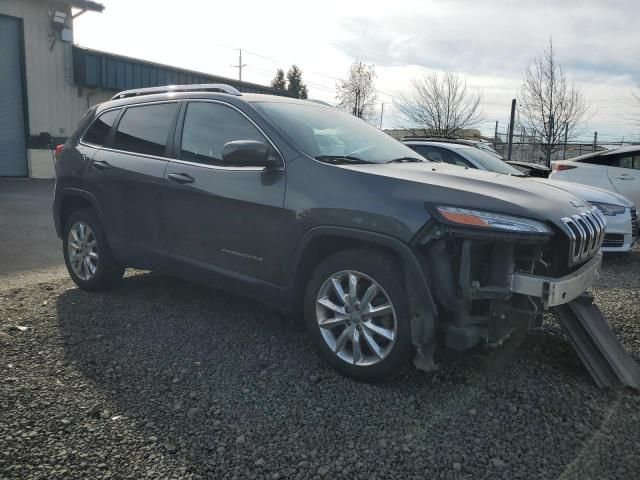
top-left (393, 71), bottom-right (484, 136)
top-left (336, 61), bottom-right (377, 122)
top-left (518, 39), bottom-right (588, 162)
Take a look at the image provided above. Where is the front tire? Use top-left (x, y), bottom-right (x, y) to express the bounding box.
top-left (63, 209), bottom-right (124, 291)
top-left (303, 249), bottom-right (412, 382)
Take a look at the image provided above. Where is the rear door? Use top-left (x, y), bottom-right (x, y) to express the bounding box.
top-left (85, 101), bottom-right (179, 268)
top-left (607, 152), bottom-right (640, 207)
top-left (162, 100), bottom-right (287, 286)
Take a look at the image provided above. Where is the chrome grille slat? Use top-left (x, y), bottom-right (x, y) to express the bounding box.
top-left (561, 206), bottom-right (606, 266)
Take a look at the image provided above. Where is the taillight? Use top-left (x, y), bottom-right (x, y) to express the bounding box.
top-left (552, 163), bottom-right (576, 172)
top-left (55, 144), bottom-right (64, 160)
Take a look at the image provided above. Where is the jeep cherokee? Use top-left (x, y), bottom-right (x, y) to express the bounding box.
top-left (53, 84), bottom-right (605, 382)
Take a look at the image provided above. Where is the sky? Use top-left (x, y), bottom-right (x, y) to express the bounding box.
top-left (73, 0), bottom-right (640, 143)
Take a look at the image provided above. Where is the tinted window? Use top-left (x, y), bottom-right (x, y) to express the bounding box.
top-left (113, 103), bottom-right (178, 157)
top-left (611, 154), bottom-right (633, 169)
top-left (411, 145), bottom-right (471, 167)
top-left (577, 154), bottom-right (613, 166)
top-left (462, 148), bottom-right (524, 175)
top-left (82, 109), bottom-right (120, 146)
top-left (410, 145), bottom-right (444, 162)
top-left (180, 102), bottom-right (266, 166)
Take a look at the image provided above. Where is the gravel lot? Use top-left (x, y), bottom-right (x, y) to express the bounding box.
top-left (1, 247), bottom-right (639, 480)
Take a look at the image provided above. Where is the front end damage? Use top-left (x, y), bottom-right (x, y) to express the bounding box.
top-left (412, 208), bottom-right (640, 390)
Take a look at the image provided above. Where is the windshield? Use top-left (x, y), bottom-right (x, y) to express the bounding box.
top-left (252, 102), bottom-right (426, 163)
top-left (475, 142), bottom-right (501, 157)
top-left (462, 148), bottom-right (525, 175)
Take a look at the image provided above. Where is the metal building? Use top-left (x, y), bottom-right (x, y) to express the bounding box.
top-left (0, 0), bottom-right (285, 179)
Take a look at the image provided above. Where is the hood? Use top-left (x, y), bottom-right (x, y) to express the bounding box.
top-left (535, 179), bottom-right (634, 208)
top-left (340, 162), bottom-right (596, 229)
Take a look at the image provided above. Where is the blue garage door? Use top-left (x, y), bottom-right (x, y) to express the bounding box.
top-left (0, 15), bottom-right (28, 177)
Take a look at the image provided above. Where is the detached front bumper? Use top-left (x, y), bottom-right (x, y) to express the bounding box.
top-left (510, 252), bottom-right (602, 308)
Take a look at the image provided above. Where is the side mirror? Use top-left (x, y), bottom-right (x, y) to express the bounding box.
top-left (222, 140), bottom-right (277, 168)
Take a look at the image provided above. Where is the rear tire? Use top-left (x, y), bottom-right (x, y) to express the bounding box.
top-left (303, 249), bottom-right (412, 382)
top-left (63, 209), bottom-right (124, 291)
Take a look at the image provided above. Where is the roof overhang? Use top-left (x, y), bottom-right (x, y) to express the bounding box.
top-left (68, 0), bottom-right (105, 12)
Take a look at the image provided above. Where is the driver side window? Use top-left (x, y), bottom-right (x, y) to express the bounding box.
top-left (180, 102), bottom-right (267, 166)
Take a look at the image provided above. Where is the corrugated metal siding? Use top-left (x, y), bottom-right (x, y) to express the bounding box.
top-left (0, 0), bottom-right (107, 145)
top-left (0, 14), bottom-right (28, 176)
top-left (73, 46), bottom-right (287, 96)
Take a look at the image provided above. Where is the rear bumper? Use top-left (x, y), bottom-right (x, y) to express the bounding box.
top-left (510, 252), bottom-right (602, 308)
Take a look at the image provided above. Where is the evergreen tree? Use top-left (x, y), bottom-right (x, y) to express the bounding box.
top-left (286, 65), bottom-right (308, 99)
top-left (270, 69), bottom-right (287, 94)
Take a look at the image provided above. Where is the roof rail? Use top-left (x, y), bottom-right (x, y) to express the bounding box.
top-left (111, 83), bottom-right (242, 100)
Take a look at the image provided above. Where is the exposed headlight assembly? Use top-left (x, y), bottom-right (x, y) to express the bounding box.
top-left (436, 206), bottom-right (552, 234)
top-left (590, 202), bottom-right (625, 216)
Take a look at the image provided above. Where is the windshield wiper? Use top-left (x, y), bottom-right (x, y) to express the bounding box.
top-left (386, 157), bottom-right (425, 163)
top-left (314, 155), bottom-right (374, 165)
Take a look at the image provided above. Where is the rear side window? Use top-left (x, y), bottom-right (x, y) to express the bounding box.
top-left (411, 145), bottom-right (471, 167)
top-left (611, 154), bottom-right (634, 169)
top-left (82, 109), bottom-right (120, 146)
top-left (180, 102), bottom-right (266, 166)
top-left (112, 103), bottom-right (178, 157)
top-left (578, 154), bottom-right (613, 166)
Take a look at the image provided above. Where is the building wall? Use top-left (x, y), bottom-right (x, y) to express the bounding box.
top-left (0, 0), bottom-right (109, 178)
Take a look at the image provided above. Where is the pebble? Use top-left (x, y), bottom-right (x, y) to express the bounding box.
top-left (2, 252), bottom-right (639, 480)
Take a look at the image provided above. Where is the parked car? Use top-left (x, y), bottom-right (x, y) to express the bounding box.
top-left (401, 136), bottom-right (501, 157)
top-left (550, 146), bottom-right (640, 208)
top-left (403, 140), bottom-right (637, 252)
top-left (54, 84), bottom-right (606, 382)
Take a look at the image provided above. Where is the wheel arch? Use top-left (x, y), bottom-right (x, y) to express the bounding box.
top-left (283, 226), bottom-right (438, 348)
top-left (55, 188), bottom-right (106, 239)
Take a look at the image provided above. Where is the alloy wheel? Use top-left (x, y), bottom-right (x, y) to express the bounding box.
top-left (67, 221), bottom-right (98, 281)
top-left (315, 270), bottom-right (397, 366)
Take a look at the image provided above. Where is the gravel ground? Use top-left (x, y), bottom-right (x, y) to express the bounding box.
top-left (1, 247), bottom-right (639, 480)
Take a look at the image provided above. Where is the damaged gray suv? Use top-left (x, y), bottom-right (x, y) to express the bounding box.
top-left (53, 84), bottom-right (639, 387)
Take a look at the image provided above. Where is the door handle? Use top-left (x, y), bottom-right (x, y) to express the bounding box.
top-left (168, 172), bottom-right (195, 184)
top-left (91, 160), bottom-right (110, 171)
top-left (615, 175), bottom-right (633, 180)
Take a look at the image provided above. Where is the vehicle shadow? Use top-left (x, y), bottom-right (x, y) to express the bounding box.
top-left (55, 272), bottom-right (623, 477)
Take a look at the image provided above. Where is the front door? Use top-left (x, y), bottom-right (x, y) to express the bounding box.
top-left (162, 101), bottom-right (288, 286)
top-left (607, 152), bottom-right (640, 207)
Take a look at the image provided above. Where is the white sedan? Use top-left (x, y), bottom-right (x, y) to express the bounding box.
top-left (550, 145), bottom-right (640, 208)
top-left (403, 140), bottom-right (638, 252)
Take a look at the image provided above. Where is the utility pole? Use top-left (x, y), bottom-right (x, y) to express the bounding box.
top-left (592, 131), bottom-right (598, 152)
top-left (507, 99), bottom-right (516, 161)
top-left (231, 49), bottom-right (247, 82)
top-left (545, 114), bottom-right (554, 167)
top-left (520, 127), bottom-right (525, 161)
top-left (379, 102), bottom-right (384, 130)
top-left (562, 123), bottom-right (568, 160)
top-left (493, 121), bottom-right (498, 148)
